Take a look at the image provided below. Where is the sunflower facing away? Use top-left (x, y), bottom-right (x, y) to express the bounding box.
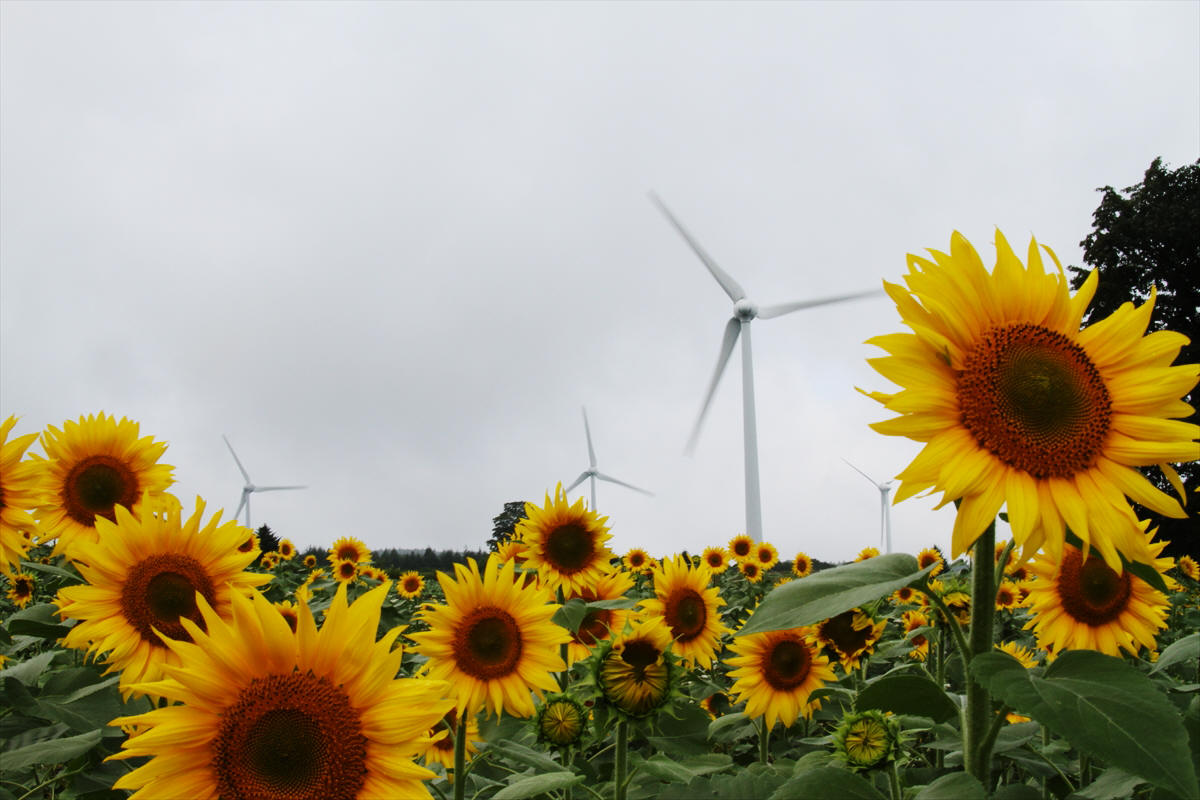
top-left (110, 583), bottom-right (452, 800)
top-left (515, 485), bottom-right (614, 595)
top-left (1, 416), bottom-right (45, 574)
top-left (862, 231), bottom-right (1199, 570)
top-left (1178, 555), bottom-right (1199, 582)
top-left (563, 568), bottom-right (635, 664)
top-left (33, 413), bottom-right (177, 557)
top-left (726, 627), bottom-right (835, 729)
top-left (55, 497), bottom-right (269, 694)
top-left (597, 616), bottom-right (677, 718)
top-left (639, 555), bottom-right (729, 668)
top-left (410, 554), bottom-right (569, 718)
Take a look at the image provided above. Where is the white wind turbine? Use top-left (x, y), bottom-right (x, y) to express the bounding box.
top-left (564, 406), bottom-right (654, 511)
top-left (223, 435), bottom-right (307, 530)
top-left (844, 459), bottom-right (895, 554)
top-left (651, 192), bottom-right (881, 542)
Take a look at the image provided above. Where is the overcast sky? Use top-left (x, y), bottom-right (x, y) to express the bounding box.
top-left (2, 1), bottom-right (1197, 563)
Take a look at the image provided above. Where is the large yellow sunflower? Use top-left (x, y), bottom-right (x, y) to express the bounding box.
top-left (639, 555), bottom-right (729, 668)
top-left (55, 498), bottom-right (268, 695)
top-left (110, 583), bottom-right (452, 800)
top-left (596, 616), bottom-right (677, 718)
top-left (0, 416), bottom-right (44, 574)
top-left (410, 554), bottom-right (569, 718)
top-left (34, 413), bottom-right (176, 557)
top-left (515, 485), bottom-right (613, 595)
top-left (725, 627), bottom-right (835, 729)
top-left (563, 568), bottom-right (634, 664)
top-left (862, 231), bottom-right (1199, 570)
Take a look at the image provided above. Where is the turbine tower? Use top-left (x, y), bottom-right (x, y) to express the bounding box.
top-left (844, 459), bottom-right (895, 554)
top-left (223, 435), bottom-right (307, 529)
top-left (564, 406), bottom-right (653, 510)
top-left (651, 192), bottom-right (880, 541)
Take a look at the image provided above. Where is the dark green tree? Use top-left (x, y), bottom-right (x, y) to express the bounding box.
top-left (1069, 157), bottom-right (1199, 558)
top-left (488, 500), bottom-right (529, 551)
top-left (256, 524), bottom-right (280, 553)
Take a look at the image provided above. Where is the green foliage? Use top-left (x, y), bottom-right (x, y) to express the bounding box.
top-left (489, 500), bottom-right (530, 551)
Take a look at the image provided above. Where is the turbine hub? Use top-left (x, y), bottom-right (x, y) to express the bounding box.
top-left (734, 298), bottom-right (758, 320)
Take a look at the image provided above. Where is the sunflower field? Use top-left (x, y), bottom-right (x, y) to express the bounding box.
top-left (2, 230), bottom-right (1199, 800)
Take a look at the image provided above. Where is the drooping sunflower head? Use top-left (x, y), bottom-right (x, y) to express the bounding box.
top-left (563, 568), bottom-right (635, 663)
top-left (111, 583), bottom-right (453, 800)
top-left (833, 709), bottom-right (903, 772)
top-left (328, 535), bottom-right (371, 565)
top-left (397, 570), bottom-right (425, 599)
top-left (596, 616), bottom-right (678, 719)
top-left (728, 534), bottom-right (754, 562)
top-left (740, 560), bottom-right (763, 583)
top-left (411, 555), bottom-right (569, 719)
top-left (639, 555), bottom-right (729, 668)
top-left (863, 230), bottom-right (1199, 570)
top-left (916, 547), bottom-right (945, 577)
top-left (996, 640), bottom-right (1039, 668)
top-left (1023, 543), bottom-right (1170, 658)
top-left (6, 571), bottom-right (36, 608)
top-left (515, 485), bottom-right (613, 595)
top-left (816, 609), bottom-right (886, 671)
top-left (535, 693), bottom-right (587, 748)
top-left (1177, 555), bottom-right (1199, 582)
top-left (0, 416), bottom-right (45, 575)
top-left (495, 537), bottom-right (528, 565)
top-left (702, 546), bottom-right (729, 573)
top-left (726, 626), bottom-right (836, 729)
top-left (416, 707), bottom-right (482, 773)
top-left (792, 552), bottom-right (813, 578)
top-left (55, 497), bottom-right (270, 695)
top-left (34, 413), bottom-right (176, 557)
top-left (754, 541), bottom-right (780, 569)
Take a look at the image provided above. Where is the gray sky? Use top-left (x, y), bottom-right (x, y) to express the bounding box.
top-left (2, 1), bottom-right (1197, 563)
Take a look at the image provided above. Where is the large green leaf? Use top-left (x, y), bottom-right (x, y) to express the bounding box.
top-left (856, 673), bottom-right (959, 723)
top-left (738, 554), bottom-right (933, 635)
top-left (972, 650), bottom-right (1198, 798)
top-left (483, 739), bottom-right (563, 773)
top-left (0, 651), bottom-right (56, 686)
top-left (769, 766), bottom-right (886, 800)
top-left (1151, 633), bottom-right (1199, 676)
top-left (492, 772), bottom-right (582, 800)
top-left (637, 754), bottom-right (696, 783)
top-left (1, 728), bottom-right (103, 772)
top-left (1076, 766), bottom-right (1148, 799)
top-left (912, 772), bottom-right (986, 799)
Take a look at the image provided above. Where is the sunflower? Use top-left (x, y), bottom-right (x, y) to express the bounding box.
top-left (916, 547), bottom-right (945, 577)
top-left (410, 555), bottom-right (568, 718)
top-left (110, 583), bottom-right (452, 800)
top-left (536, 694), bottom-right (587, 747)
top-left (740, 561), bottom-right (763, 583)
top-left (995, 581), bottom-right (1021, 610)
top-left (728, 534), bottom-right (754, 562)
top-left (359, 565), bottom-right (388, 582)
top-left (792, 552), bottom-right (813, 578)
top-left (273, 600), bottom-right (300, 632)
top-left (237, 531), bottom-right (259, 555)
top-left (55, 498), bottom-right (269, 695)
top-left (754, 541), bottom-right (780, 570)
top-left (6, 571), bottom-right (36, 608)
top-left (816, 609), bottom-right (886, 671)
top-left (260, 551), bottom-right (281, 570)
top-left (701, 546), bottom-right (729, 574)
top-left (495, 538), bottom-right (527, 565)
top-left (726, 627), bottom-right (835, 729)
top-left (34, 413), bottom-right (176, 557)
top-left (996, 640), bottom-right (1039, 668)
top-left (622, 548), bottom-right (651, 572)
top-left (855, 547), bottom-right (880, 562)
top-left (942, 590), bottom-right (972, 626)
top-left (701, 691), bottom-right (734, 719)
top-left (277, 539), bottom-right (296, 560)
top-left (303, 554), bottom-right (318, 569)
top-left (891, 586), bottom-right (918, 605)
top-left (564, 568), bottom-right (634, 664)
top-left (862, 230), bottom-right (1199, 570)
top-left (596, 616), bottom-right (677, 718)
top-left (416, 707), bottom-right (482, 773)
top-left (901, 610), bottom-right (930, 661)
top-left (833, 709), bottom-right (903, 772)
top-left (1023, 541), bottom-right (1169, 657)
top-left (515, 485), bottom-right (613, 596)
top-left (1178, 555), bottom-right (1199, 581)
top-left (1, 416), bottom-right (45, 574)
top-left (333, 559), bottom-right (359, 583)
top-left (328, 536), bottom-right (371, 565)
top-left (639, 555), bottom-right (728, 668)
top-left (397, 571), bottom-right (425, 599)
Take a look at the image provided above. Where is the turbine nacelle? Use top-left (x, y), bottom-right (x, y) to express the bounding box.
top-left (734, 298), bottom-right (758, 320)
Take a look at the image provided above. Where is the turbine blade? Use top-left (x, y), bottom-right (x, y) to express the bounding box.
top-left (648, 192), bottom-right (746, 302)
top-left (252, 485), bottom-right (307, 492)
top-left (686, 317), bottom-right (741, 455)
top-left (223, 434), bottom-right (252, 483)
top-left (234, 492), bottom-right (248, 521)
top-left (842, 458), bottom-right (878, 485)
top-left (582, 406), bottom-right (597, 468)
top-left (565, 471), bottom-right (591, 494)
top-left (594, 471), bottom-right (654, 496)
top-left (757, 288), bottom-right (883, 320)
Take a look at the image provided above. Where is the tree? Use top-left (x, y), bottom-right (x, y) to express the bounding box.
top-left (488, 500), bottom-right (529, 551)
top-left (256, 524), bottom-right (280, 554)
top-left (1069, 157), bottom-right (1199, 558)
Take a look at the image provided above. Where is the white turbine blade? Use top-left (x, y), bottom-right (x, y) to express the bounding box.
top-left (223, 434), bottom-right (252, 483)
top-left (234, 491), bottom-right (248, 522)
top-left (252, 485), bottom-right (307, 492)
top-left (594, 471), bottom-right (654, 496)
top-left (757, 288), bottom-right (883, 320)
top-left (649, 192), bottom-right (746, 302)
top-left (565, 470), bottom-right (591, 494)
top-left (842, 458), bottom-right (879, 486)
top-left (582, 406), bottom-right (597, 468)
top-left (686, 317), bottom-right (741, 455)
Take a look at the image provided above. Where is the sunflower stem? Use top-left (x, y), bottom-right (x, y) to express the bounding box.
top-left (994, 538), bottom-right (1016, 599)
top-left (453, 716), bottom-right (467, 800)
top-left (614, 720), bottom-right (629, 800)
top-left (963, 521), bottom-right (997, 785)
top-left (887, 760), bottom-right (903, 800)
top-left (923, 585), bottom-right (970, 670)
top-left (758, 718), bottom-right (771, 764)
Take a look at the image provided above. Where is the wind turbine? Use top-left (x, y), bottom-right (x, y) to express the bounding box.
top-left (223, 435), bottom-right (307, 530)
top-left (651, 192), bottom-right (881, 541)
top-left (844, 459), bottom-right (895, 554)
top-left (564, 406), bottom-right (654, 510)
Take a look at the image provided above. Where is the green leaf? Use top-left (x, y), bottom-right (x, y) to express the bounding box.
top-left (492, 772), bottom-right (582, 800)
top-left (769, 766), bottom-right (886, 800)
top-left (856, 673), bottom-right (958, 723)
top-left (707, 711), bottom-right (755, 743)
top-left (972, 650), bottom-right (1199, 798)
top-left (483, 739), bottom-right (563, 773)
top-left (0, 650), bottom-right (57, 685)
top-left (587, 596), bottom-right (639, 610)
top-left (913, 772), bottom-right (987, 799)
top-left (738, 554), bottom-right (933, 635)
top-left (638, 754), bottom-right (696, 783)
top-left (1, 728), bottom-right (104, 772)
top-left (20, 561), bottom-right (80, 582)
top-left (1076, 766), bottom-right (1149, 799)
top-left (551, 597), bottom-right (589, 633)
top-left (991, 785), bottom-right (1043, 800)
top-left (1151, 633), bottom-right (1199, 675)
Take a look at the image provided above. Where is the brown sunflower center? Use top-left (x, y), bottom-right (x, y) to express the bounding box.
top-left (120, 554), bottom-right (216, 646)
top-left (620, 639), bottom-right (661, 678)
top-left (763, 636), bottom-right (812, 691)
top-left (958, 323), bottom-right (1111, 480)
top-left (403, 577), bottom-right (422, 593)
top-left (335, 546), bottom-right (359, 561)
top-left (663, 588), bottom-right (707, 642)
top-left (575, 608), bottom-right (614, 647)
top-left (544, 523), bottom-right (595, 573)
top-left (336, 561), bottom-right (357, 580)
top-left (213, 672), bottom-right (367, 800)
top-left (1057, 549), bottom-right (1132, 626)
top-left (62, 456), bottom-right (139, 526)
top-left (628, 553), bottom-right (646, 568)
top-left (732, 540), bottom-right (751, 558)
top-left (819, 611), bottom-right (875, 659)
top-left (431, 710), bottom-right (457, 752)
top-left (453, 607), bottom-right (522, 680)
top-left (706, 553), bottom-right (725, 568)
top-left (756, 547), bottom-right (774, 564)
top-left (14, 577), bottom-right (33, 597)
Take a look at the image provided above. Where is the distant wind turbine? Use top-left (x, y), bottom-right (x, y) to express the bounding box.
top-left (844, 459), bottom-right (895, 554)
top-left (651, 192), bottom-right (881, 541)
top-left (223, 435), bottom-right (307, 529)
top-left (564, 406), bottom-right (654, 511)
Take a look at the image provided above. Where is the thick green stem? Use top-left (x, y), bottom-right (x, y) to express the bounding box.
top-left (964, 521), bottom-right (997, 784)
top-left (759, 718), bottom-right (771, 764)
top-left (887, 760), bottom-right (903, 800)
top-left (453, 719), bottom-right (467, 800)
top-left (614, 720), bottom-right (629, 800)
top-left (923, 584), bottom-right (970, 667)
